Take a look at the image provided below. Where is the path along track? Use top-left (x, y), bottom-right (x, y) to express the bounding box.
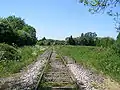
top-left (36, 50), bottom-right (79, 90)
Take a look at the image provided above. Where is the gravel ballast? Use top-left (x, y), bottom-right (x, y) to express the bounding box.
top-left (63, 56), bottom-right (120, 90)
top-left (0, 50), bottom-right (52, 90)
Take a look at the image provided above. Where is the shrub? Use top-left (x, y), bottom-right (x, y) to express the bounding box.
top-left (0, 43), bottom-right (21, 61)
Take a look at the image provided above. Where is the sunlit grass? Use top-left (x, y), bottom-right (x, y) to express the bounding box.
top-left (56, 45), bottom-right (120, 82)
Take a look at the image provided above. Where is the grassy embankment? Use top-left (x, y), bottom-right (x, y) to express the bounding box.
top-left (56, 45), bottom-right (120, 82)
top-left (0, 44), bottom-right (47, 77)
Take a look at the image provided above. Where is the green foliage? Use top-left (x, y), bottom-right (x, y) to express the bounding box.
top-left (112, 33), bottom-right (120, 54)
top-left (96, 37), bottom-right (115, 47)
top-left (54, 40), bottom-right (65, 45)
top-left (66, 35), bottom-right (75, 45)
top-left (79, 0), bottom-right (120, 31)
top-left (0, 16), bottom-right (25, 31)
top-left (56, 46), bottom-right (120, 82)
top-left (83, 32), bottom-right (97, 46)
top-left (0, 22), bottom-right (16, 45)
top-left (0, 45), bottom-right (46, 77)
top-left (22, 24), bottom-right (37, 43)
top-left (0, 43), bottom-right (21, 61)
top-left (65, 32), bottom-right (97, 46)
top-left (79, 0), bottom-right (120, 13)
top-left (37, 38), bottom-right (66, 46)
top-left (37, 40), bottom-right (44, 45)
top-left (41, 37), bottom-right (46, 41)
top-left (0, 15), bottom-right (37, 46)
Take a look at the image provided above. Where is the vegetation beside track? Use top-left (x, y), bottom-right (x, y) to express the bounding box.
top-left (56, 45), bottom-right (120, 83)
top-left (0, 44), bottom-right (47, 77)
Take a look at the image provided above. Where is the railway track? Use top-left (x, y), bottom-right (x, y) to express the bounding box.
top-left (0, 48), bottom-right (117, 90)
top-left (0, 49), bottom-right (53, 90)
top-left (0, 49), bottom-right (81, 90)
top-left (35, 50), bottom-right (79, 90)
top-left (37, 49), bottom-right (103, 90)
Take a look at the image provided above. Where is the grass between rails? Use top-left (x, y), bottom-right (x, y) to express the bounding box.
top-left (0, 45), bottom-right (48, 77)
top-left (56, 45), bottom-right (120, 83)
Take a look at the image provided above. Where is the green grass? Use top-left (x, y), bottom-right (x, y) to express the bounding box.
top-left (56, 45), bottom-right (120, 82)
top-left (0, 45), bottom-right (47, 77)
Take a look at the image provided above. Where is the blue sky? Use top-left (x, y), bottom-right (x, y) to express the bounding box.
top-left (0, 0), bottom-right (118, 40)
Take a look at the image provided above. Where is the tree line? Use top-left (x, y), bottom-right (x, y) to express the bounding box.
top-left (37, 32), bottom-right (120, 54)
top-left (38, 32), bottom-right (115, 48)
top-left (1, 15), bottom-right (120, 54)
top-left (37, 37), bottom-right (65, 46)
top-left (65, 32), bottom-right (115, 48)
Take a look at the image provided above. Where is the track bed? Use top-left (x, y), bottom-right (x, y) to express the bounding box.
top-left (38, 51), bottom-right (77, 90)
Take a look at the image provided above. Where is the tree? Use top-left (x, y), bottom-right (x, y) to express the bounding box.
top-left (79, 0), bottom-right (120, 31)
top-left (80, 32), bottom-right (97, 46)
top-left (0, 16), bottom-right (37, 46)
top-left (41, 37), bottom-right (46, 41)
top-left (79, 0), bottom-right (119, 13)
top-left (0, 16), bottom-right (25, 31)
top-left (65, 32), bottom-right (97, 46)
top-left (66, 36), bottom-right (75, 45)
top-left (16, 30), bottom-right (32, 46)
top-left (81, 33), bottom-right (84, 37)
top-left (22, 25), bottom-right (37, 45)
top-left (0, 22), bottom-right (16, 45)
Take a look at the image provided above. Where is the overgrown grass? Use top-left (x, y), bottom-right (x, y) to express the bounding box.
top-left (0, 44), bottom-right (47, 77)
top-left (56, 45), bottom-right (120, 82)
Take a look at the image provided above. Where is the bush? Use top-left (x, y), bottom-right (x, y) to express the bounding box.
top-left (0, 43), bottom-right (21, 61)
